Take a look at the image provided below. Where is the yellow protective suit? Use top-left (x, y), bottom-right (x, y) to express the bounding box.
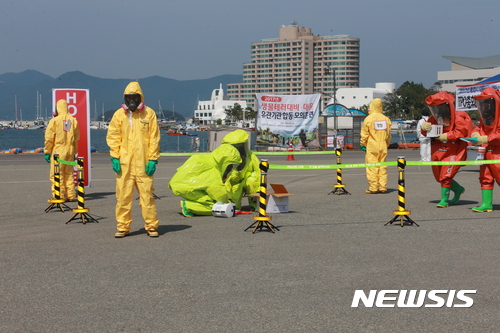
top-left (360, 98), bottom-right (392, 192)
top-left (221, 129), bottom-right (260, 209)
top-left (168, 144), bottom-right (242, 215)
top-left (106, 82), bottom-right (160, 232)
top-left (44, 99), bottom-right (80, 201)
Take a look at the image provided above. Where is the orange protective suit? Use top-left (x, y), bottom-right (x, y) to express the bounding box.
top-left (423, 91), bottom-right (472, 187)
top-left (472, 87), bottom-right (500, 190)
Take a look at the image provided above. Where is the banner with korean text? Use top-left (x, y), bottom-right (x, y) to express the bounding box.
top-left (455, 80), bottom-right (500, 111)
top-left (52, 89), bottom-right (91, 187)
top-left (255, 93), bottom-right (320, 149)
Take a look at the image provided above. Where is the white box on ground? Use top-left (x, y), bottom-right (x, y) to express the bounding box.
top-left (252, 184), bottom-right (295, 214)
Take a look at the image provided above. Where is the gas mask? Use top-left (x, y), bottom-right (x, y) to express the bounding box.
top-left (124, 94), bottom-right (142, 112)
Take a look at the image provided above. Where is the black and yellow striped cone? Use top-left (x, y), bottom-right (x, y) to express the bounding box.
top-left (245, 159), bottom-right (280, 233)
top-left (328, 148), bottom-right (351, 195)
top-left (45, 154), bottom-right (71, 213)
top-left (66, 157), bottom-right (98, 224)
top-left (385, 156), bottom-right (418, 227)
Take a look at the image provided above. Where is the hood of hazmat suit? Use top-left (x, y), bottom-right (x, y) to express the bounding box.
top-left (425, 91), bottom-right (472, 138)
top-left (168, 144), bottom-right (242, 204)
top-left (44, 99), bottom-right (80, 160)
top-left (221, 129), bottom-right (261, 209)
top-left (474, 87), bottom-right (500, 133)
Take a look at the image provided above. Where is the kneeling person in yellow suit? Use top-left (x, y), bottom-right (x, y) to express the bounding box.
top-left (221, 129), bottom-right (261, 210)
top-left (169, 144), bottom-right (242, 216)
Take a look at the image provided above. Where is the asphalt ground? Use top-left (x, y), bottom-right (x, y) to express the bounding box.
top-left (1, 150), bottom-right (499, 332)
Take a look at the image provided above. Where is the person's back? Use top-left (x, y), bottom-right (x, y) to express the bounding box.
top-left (360, 98), bottom-right (392, 193)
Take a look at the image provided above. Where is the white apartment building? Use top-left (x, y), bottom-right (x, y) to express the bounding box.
top-left (227, 22), bottom-right (360, 109)
top-left (438, 55), bottom-right (500, 92)
top-left (194, 84), bottom-right (247, 125)
top-left (333, 82), bottom-right (396, 109)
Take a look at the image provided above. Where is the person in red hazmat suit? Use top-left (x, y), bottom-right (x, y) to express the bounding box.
top-left (221, 129), bottom-right (261, 210)
top-left (106, 82), bottom-right (161, 238)
top-left (465, 87), bottom-right (500, 212)
top-left (421, 91), bottom-right (472, 208)
top-left (169, 144), bottom-right (242, 216)
top-left (44, 99), bottom-right (80, 202)
top-left (360, 98), bottom-right (392, 193)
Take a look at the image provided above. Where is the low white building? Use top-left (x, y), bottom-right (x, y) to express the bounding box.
top-left (438, 55), bottom-right (500, 92)
top-left (194, 84), bottom-right (248, 125)
top-left (330, 82), bottom-right (396, 109)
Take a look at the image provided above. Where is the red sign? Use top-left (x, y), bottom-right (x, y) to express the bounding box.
top-left (52, 89), bottom-right (91, 187)
top-left (261, 96), bottom-right (282, 102)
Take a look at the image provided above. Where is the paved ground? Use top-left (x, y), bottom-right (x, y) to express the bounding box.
top-left (1, 150), bottom-right (499, 332)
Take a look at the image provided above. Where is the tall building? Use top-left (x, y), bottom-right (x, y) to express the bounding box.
top-left (227, 22), bottom-right (360, 109)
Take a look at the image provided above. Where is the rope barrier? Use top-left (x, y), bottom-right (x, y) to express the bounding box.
top-left (270, 159), bottom-right (500, 170)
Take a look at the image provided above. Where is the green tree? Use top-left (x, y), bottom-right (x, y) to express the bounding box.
top-left (224, 103), bottom-right (256, 124)
top-left (383, 81), bottom-right (437, 120)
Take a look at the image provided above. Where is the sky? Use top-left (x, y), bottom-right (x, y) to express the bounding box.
top-left (2, 0), bottom-right (499, 89)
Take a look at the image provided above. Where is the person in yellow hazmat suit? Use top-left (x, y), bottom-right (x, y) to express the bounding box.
top-left (106, 82), bottom-right (161, 238)
top-left (360, 98), bottom-right (392, 193)
top-left (44, 99), bottom-right (80, 202)
top-left (169, 144), bottom-right (242, 216)
top-left (221, 129), bottom-right (261, 210)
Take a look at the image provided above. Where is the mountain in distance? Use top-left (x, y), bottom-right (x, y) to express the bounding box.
top-left (0, 70), bottom-right (243, 121)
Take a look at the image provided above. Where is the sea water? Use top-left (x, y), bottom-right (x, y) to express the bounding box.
top-left (0, 129), bottom-right (209, 152)
top-left (0, 128), bottom-right (417, 153)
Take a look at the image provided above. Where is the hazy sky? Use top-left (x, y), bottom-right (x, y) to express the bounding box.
top-left (2, 0), bottom-right (499, 88)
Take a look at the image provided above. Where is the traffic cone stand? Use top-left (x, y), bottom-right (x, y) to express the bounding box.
top-left (45, 154), bottom-right (71, 213)
top-left (285, 138), bottom-right (296, 161)
top-left (66, 157), bottom-right (98, 224)
top-left (385, 156), bottom-right (419, 227)
top-left (245, 159), bottom-right (279, 233)
top-left (328, 148), bottom-right (351, 195)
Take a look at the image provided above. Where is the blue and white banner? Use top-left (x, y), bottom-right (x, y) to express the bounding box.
top-left (456, 80), bottom-right (500, 111)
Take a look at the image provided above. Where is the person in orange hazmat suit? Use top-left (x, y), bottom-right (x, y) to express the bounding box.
top-left (420, 91), bottom-right (472, 207)
top-left (44, 99), bottom-right (80, 202)
top-left (106, 81), bottom-right (161, 237)
top-left (466, 87), bottom-right (500, 212)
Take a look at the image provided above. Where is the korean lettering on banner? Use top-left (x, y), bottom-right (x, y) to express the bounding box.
top-left (455, 81), bottom-right (500, 111)
top-left (256, 94), bottom-right (320, 137)
top-left (52, 89), bottom-right (91, 187)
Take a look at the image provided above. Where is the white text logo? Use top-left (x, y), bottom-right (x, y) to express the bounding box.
top-left (351, 290), bottom-right (476, 308)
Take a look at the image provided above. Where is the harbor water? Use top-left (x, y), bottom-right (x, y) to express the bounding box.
top-left (0, 129), bottom-right (209, 152)
top-left (0, 128), bottom-right (417, 153)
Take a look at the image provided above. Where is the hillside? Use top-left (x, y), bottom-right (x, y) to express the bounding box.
top-left (0, 70), bottom-right (242, 121)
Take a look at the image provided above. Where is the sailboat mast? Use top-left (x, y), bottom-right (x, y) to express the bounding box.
top-left (15, 95), bottom-right (18, 122)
